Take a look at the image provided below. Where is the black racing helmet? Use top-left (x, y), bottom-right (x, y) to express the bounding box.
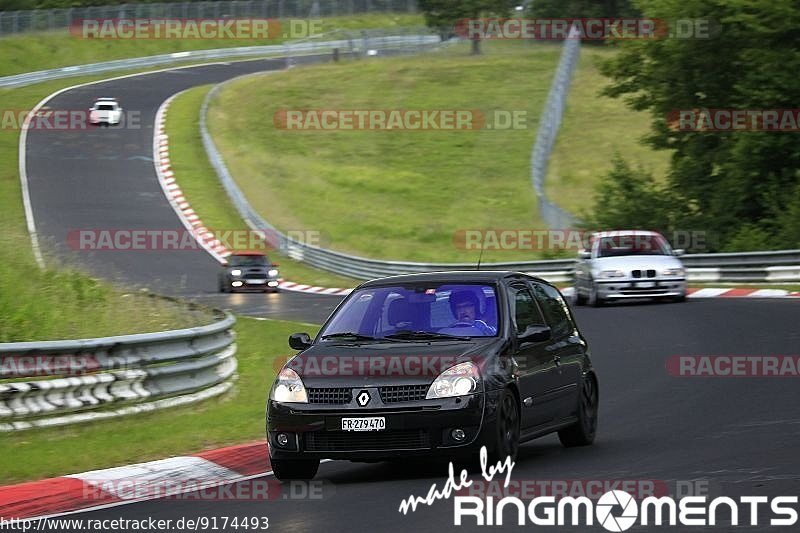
top-left (449, 289), bottom-right (480, 317)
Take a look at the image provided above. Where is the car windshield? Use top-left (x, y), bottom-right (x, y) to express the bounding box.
top-left (228, 255), bottom-right (269, 266)
top-left (319, 283), bottom-right (500, 340)
top-left (596, 234), bottom-right (671, 258)
top-left (96, 104), bottom-right (115, 110)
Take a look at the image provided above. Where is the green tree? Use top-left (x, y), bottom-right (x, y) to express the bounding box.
top-left (418, 0), bottom-right (515, 54)
top-left (595, 0), bottom-right (800, 251)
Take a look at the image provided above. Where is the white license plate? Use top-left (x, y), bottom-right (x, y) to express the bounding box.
top-left (246, 279), bottom-right (267, 284)
top-left (635, 281), bottom-right (655, 288)
top-left (341, 417), bottom-right (386, 432)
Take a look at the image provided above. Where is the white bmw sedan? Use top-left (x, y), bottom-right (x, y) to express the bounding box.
top-left (573, 230), bottom-right (687, 306)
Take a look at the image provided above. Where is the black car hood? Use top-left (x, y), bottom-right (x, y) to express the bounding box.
top-left (288, 337), bottom-right (504, 388)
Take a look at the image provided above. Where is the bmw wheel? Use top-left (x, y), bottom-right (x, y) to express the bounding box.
top-left (558, 374), bottom-right (598, 447)
top-left (588, 281), bottom-right (604, 307)
top-left (573, 284), bottom-right (587, 306)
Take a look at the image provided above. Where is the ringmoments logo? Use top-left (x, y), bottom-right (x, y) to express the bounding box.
top-left (397, 448), bottom-right (799, 530)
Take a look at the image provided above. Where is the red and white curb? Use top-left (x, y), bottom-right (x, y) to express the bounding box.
top-left (153, 94), bottom-right (352, 297)
top-left (560, 287), bottom-right (800, 299)
top-left (0, 442), bottom-right (271, 520)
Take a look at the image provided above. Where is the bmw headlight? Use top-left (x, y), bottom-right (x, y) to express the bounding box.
top-left (270, 368), bottom-right (308, 403)
top-left (598, 270), bottom-right (625, 278)
top-left (662, 268), bottom-right (685, 277)
top-left (230, 269), bottom-right (242, 276)
top-left (426, 362), bottom-right (481, 399)
top-left (268, 269), bottom-right (278, 277)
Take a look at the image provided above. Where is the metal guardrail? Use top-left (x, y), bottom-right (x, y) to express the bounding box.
top-left (0, 29), bottom-right (436, 89)
top-left (530, 24), bottom-right (581, 229)
top-left (0, 312), bottom-right (237, 431)
top-left (0, 0), bottom-right (419, 36)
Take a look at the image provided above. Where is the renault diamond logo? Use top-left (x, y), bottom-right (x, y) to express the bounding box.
top-left (356, 390), bottom-right (370, 407)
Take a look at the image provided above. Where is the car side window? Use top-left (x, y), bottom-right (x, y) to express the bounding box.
top-left (508, 284), bottom-right (546, 335)
top-left (530, 282), bottom-right (573, 338)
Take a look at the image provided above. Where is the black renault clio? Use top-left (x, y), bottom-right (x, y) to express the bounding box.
top-left (266, 271), bottom-right (598, 480)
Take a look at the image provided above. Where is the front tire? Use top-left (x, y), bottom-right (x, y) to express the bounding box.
top-left (489, 388), bottom-right (520, 464)
top-left (558, 373), bottom-right (598, 447)
top-left (588, 282), bottom-right (604, 307)
top-left (270, 457), bottom-right (320, 481)
top-left (573, 284), bottom-right (587, 306)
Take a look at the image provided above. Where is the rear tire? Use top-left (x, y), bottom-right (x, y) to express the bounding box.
top-left (270, 457), bottom-right (320, 481)
top-left (558, 374), bottom-right (598, 447)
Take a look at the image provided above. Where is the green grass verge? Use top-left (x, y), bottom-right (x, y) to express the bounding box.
top-left (0, 317), bottom-right (319, 484)
top-left (0, 13), bottom-right (423, 77)
top-left (206, 40), bottom-right (563, 264)
top-left (165, 85), bottom-right (360, 288)
top-left (544, 46), bottom-right (670, 215)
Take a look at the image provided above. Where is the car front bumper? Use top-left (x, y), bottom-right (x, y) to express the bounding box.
top-left (228, 278), bottom-right (280, 290)
top-left (595, 278), bottom-right (687, 299)
top-left (267, 389), bottom-right (502, 461)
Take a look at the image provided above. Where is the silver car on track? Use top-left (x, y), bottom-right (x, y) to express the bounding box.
top-left (573, 230), bottom-right (687, 306)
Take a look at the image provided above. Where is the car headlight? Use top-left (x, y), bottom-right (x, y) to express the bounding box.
top-left (598, 270), bottom-right (625, 278)
top-left (230, 269), bottom-right (242, 276)
top-left (270, 368), bottom-right (308, 403)
top-left (268, 269), bottom-right (278, 277)
top-left (426, 362), bottom-right (480, 399)
top-left (662, 268), bottom-right (685, 276)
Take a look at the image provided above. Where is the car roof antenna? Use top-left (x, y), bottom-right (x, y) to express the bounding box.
top-left (475, 244), bottom-right (485, 271)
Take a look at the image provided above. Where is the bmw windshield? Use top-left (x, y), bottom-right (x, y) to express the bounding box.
top-left (596, 234), bottom-right (672, 258)
top-left (319, 283), bottom-right (500, 340)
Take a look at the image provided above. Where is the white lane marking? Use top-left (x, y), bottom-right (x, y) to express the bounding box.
top-left (688, 288), bottom-right (731, 298)
top-left (747, 289), bottom-right (789, 298)
top-left (19, 460), bottom-right (333, 523)
top-left (68, 456), bottom-right (241, 500)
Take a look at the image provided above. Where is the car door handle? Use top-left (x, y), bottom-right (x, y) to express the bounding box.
top-left (553, 355), bottom-right (562, 366)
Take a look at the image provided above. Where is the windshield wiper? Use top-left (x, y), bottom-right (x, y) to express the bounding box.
top-left (320, 332), bottom-right (378, 341)
top-left (385, 330), bottom-right (471, 341)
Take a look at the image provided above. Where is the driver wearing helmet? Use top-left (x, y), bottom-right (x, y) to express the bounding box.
top-left (449, 290), bottom-right (497, 335)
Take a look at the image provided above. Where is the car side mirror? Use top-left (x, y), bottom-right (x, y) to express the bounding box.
top-left (673, 249), bottom-right (685, 256)
top-left (518, 325), bottom-right (551, 344)
top-left (578, 250), bottom-right (591, 260)
top-left (289, 332), bottom-right (312, 350)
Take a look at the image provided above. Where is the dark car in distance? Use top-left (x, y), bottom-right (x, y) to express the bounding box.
top-left (219, 251), bottom-right (280, 293)
top-left (266, 271), bottom-right (598, 480)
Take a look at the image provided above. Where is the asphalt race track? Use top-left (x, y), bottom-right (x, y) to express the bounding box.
top-left (66, 299), bottom-right (800, 532)
top-left (24, 56), bottom-right (344, 324)
top-left (24, 59), bottom-right (800, 532)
